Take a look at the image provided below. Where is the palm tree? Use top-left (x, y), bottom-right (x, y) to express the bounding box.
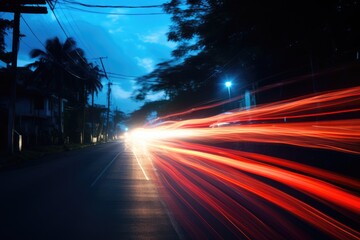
top-left (28, 37), bottom-right (85, 144)
top-left (75, 60), bottom-right (104, 143)
top-left (85, 63), bottom-right (103, 108)
top-left (85, 63), bottom-right (103, 141)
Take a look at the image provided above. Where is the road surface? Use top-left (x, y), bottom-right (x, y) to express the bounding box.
top-left (1, 141), bottom-right (358, 239)
top-left (0, 141), bottom-right (180, 240)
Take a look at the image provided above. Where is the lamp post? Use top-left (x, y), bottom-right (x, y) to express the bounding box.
top-left (225, 81), bottom-right (232, 99)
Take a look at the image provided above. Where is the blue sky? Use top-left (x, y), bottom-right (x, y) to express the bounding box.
top-left (1, 0), bottom-right (175, 113)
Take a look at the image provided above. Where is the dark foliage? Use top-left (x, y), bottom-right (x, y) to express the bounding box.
top-left (27, 37), bottom-right (103, 143)
top-left (0, 18), bottom-right (12, 53)
top-left (133, 0), bottom-right (360, 120)
top-left (0, 18), bottom-right (13, 63)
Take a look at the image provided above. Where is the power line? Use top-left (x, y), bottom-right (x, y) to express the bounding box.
top-left (59, 0), bottom-right (163, 9)
top-left (48, 6), bottom-right (92, 70)
top-left (45, 3), bottom-right (103, 66)
top-left (21, 4), bottom-right (106, 84)
top-left (22, 13), bottom-right (95, 82)
top-left (63, 6), bottom-right (166, 16)
top-left (106, 76), bottom-right (136, 80)
top-left (106, 72), bottom-right (140, 78)
top-left (98, 56), bottom-right (108, 79)
top-left (19, 38), bottom-right (33, 51)
top-left (48, 4), bottom-right (69, 38)
top-left (21, 16), bottom-right (74, 76)
top-left (57, 6), bottom-right (96, 59)
top-left (20, 15), bottom-right (46, 48)
top-left (65, 8), bottom-right (98, 60)
top-left (22, 17), bottom-right (87, 80)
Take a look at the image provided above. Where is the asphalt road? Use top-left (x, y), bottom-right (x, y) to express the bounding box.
top-left (0, 142), bottom-right (180, 240)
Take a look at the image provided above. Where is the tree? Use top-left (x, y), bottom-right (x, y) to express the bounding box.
top-left (112, 109), bottom-right (126, 137)
top-left (134, 0), bottom-right (360, 115)
top-left (28, 37), bottom-right (85, 143)
top-left (91, 104), bottom-right (107, 142)
top-left (83, 62), bottom-right (103, 142)
top-left (86, 63), bottom-right (103, 106)
top-left (0, 18), bottom-right (13, 64)
top-left (134, 53), bottom-right (222, 110)
top-left (128, 100), bottom-right (168, 128)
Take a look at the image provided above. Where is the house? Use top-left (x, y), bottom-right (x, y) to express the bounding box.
top-left (0, 67), bottom-right (64, 149)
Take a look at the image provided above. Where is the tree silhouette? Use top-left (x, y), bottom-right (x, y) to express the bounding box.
top-left (135, 0), bottom-right (360, 115)
top-left (84, 63), bottom-right (103, 141)
top-left (28, 37), bottom-right (85, 143)
top-left (0, 18), bottom-right (13, 64)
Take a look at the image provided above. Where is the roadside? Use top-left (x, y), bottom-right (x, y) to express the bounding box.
top-left (0, 143), bottom-right (99, 171)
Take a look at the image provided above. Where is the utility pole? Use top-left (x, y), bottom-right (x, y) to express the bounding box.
top-left (7, 7), bottom-right (20, 154)
top-left (106, 81), bottom-right (112, 142)
top-left (98, 57), bottom-right (108, 79)
top-left (98, 57), bottom-right (110, 142)
top-left (0, 0), bottom-right (47, 154)
top-left (88, 57), bottom-right (107, 142)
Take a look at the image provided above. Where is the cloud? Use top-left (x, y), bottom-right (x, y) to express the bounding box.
top-left (109, 27), bottom-right (123, 34)
top-left (138, 29), bottom-right (176, 49)
top-left (106, 9), bottom-right (128, 23)
top-left (146, 91), bottom-right (166, 101)
top-left (112, 85), bottom-right (132, 99)
top-left (135, 57), bottom-right (154, 72)
top-left (140, 31), bottom-right (162, 43)
top-left (136, 44), bottom-right (146, 50)
top-left (17, 59), bottom-right (32, 67)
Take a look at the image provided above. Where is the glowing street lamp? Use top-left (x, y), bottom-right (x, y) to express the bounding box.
top-left (225, 81), bottom-right (232, 99)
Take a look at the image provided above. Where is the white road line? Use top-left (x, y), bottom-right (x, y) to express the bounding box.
top-left (132, 149), bottom-right (150, 181)
top-left (90, 152), bottom-right (121, 188)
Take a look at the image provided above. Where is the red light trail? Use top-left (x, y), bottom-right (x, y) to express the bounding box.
top-left (126, 86), bottom-right (360, 239)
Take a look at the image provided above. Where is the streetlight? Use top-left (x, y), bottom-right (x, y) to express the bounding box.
top-left (225, 81), bottom-right (232, 99)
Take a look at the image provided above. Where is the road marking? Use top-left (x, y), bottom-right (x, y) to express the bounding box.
top-left (90, 152), bottom-right (121, 188)
top-left (132, 149), bottom-right (150, 180)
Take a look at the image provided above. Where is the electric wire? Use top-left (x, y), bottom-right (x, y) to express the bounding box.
top-left (63, 6), bottom-right (166, 16)
top-left (59, 0), bottom-right (163, 9)
top-left (21, 14), bottom-right (86, 80)
top-left (20, 15), bottom-right (46, 48)
top-left (47, 5), bottom-right (90, 69)
top-left (58, 6), bottom-right (96, 60)
top-left (19, 38), bottom-right (33, 51)
top-left (65, 8), bottom-right (98, 60)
